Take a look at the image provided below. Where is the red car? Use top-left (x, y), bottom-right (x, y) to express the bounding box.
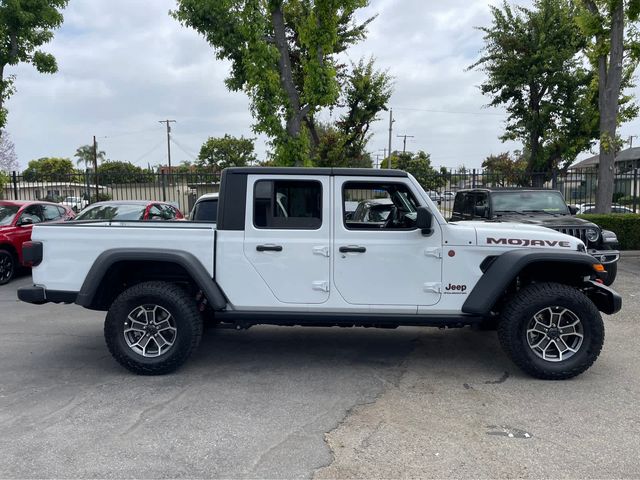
top-left (74, 201), bottom-right (185, 222)
top-left (0, 200), bottom-right (76, 285)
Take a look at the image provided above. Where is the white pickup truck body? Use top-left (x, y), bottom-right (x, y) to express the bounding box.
top-left (19, 168), bottom-right (622, 378)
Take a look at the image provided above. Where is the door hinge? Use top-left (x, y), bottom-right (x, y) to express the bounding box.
top-left (424, 247), bottom-right (442, 259)
top-left (423, 282), bottom-right (442, 294)
top-left (312, 281), bottom-right (330, 293)
top-left (312, 246), bottom-right (330, 257)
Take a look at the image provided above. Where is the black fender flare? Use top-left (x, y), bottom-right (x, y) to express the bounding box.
top-left (462, 249), bottom-right (599, 315)
top-left (75, 248), bottom-right (227, 310)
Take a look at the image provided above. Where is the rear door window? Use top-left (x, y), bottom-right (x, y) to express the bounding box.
top-left (254, 180), bottom-right (322, 230)
top-left (42, 204), bottom-right (63, 221)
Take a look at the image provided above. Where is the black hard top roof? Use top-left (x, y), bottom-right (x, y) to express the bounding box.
top-left (224, 167), bottom-right (408, 178)
top-left (459, 187), bottom-right (561, 193)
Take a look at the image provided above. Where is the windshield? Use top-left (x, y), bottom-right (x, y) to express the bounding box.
top-left (191, 199), bottom-right (218, 222)
top-left (76, 204), bottom-right (146, 221)
top-left (492, 191), bottom-right (569, 214)
top-left (0, 205), bottom-right (20, 226)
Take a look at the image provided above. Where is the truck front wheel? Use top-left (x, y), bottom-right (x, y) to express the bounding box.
top-left (603, 262), bottom-right (617, 286)
top-left (104, 281), bottom-right (203, 375)
top-left (498, 282), bottom-right (604, 380)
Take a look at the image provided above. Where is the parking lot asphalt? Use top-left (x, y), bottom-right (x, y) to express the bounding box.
top-left (1, 260), bottom-right (639, 479)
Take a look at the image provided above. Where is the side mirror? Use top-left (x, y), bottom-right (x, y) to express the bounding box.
top-left (416, 206), bottom-right (433, 235)
top-left (568, 205), bottom-right (578, 215)
top-left (474, 205), bottom-right (488, 218)
top-left (18, 217), bottom-right (34, 226)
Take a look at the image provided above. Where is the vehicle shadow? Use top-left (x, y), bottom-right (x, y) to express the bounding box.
top-left (188, 325), bottom-right (511, 381)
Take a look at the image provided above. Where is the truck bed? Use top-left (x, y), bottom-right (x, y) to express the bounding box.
top-left (31, 222), bottom-right (216, 293)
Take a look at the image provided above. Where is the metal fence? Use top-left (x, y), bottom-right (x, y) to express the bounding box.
top-left (0, 171), bottom-right (221, 214)
top-left (1, 167), bottom-right (639, 214)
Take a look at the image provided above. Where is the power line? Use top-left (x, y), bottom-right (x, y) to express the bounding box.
top-left (170, 137), bottom-right (198, 161)
top-left (392, 106), bottom-right (505, 116)
top-left (133, 140), bottom-right (165, 165)
top-left (98, 126), bottom-right (163, 140)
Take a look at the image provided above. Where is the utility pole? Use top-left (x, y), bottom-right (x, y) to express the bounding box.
top-left (397, 134), bottom-right (415, 154)
top-left (387, 109), bottom-right (394, 169)
top-left (93, 135), bottom-right (99, 202)
top-left (159, 119), bottom-right (177, 176)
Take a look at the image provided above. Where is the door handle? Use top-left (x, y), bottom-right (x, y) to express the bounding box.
top-left (256, 244), bottom-right (283, 252)
top-left (339, 246), bottom-right (366, 253)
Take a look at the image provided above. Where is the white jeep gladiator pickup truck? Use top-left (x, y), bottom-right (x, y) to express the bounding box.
top-left (18, 167), bottom-right (621, 379)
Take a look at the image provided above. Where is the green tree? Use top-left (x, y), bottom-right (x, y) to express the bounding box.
top-left (336, 57), bottom-right (393, 165)
top-left (391, 151), bottom-right (444, 190)
top-left (312, 122), bottom-right (371, 168)
top-left (197, 134), bottom-right (257, 171)
top-left (576, 0), bottom-right (640, 212)
top-left (482, 152), bottom-right (529, 186)
top-left (470, 0), bottom-right (600, 184)
top-left (0, 0), bottom-right (68, 129)
top-left (172, 0), bottom-right (372, 166)
top-left (98, 161), bottom-right (152, 184)
top-left (74, 144), bottom-right (106, 168)
top-left (22, 157), bottom-right (74, 181)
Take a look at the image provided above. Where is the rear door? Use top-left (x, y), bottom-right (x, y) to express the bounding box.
top-left (243, 175), bottom-right (331, 304)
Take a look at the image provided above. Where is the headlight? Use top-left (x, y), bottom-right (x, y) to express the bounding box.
top-left (586, 228), bottom-right (600, 243)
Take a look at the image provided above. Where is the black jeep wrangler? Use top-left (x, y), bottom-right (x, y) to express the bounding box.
top-left (450, 188), bottom-right (620, 285)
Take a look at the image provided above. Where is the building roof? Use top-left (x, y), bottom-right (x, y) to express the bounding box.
top-left (571, 147), bottom-right (640, 169)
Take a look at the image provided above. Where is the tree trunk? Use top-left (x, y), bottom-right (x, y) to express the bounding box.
top-left (304, 116), bottom-right (320, 150)
top-left (270, 2), bottom-right (308, 165)
top-left (595, 0), bottom-right (625, 214)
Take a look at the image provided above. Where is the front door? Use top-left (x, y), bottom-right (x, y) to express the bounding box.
top-left (333, 178), bottom-right (443, 308)
top-left (243, 175), bottom-right (331, 304)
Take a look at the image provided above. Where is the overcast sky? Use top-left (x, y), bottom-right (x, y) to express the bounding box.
top-left (5, 0), bottom-right (640, 171)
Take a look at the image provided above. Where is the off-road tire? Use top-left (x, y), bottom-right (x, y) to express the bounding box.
top-left (104, 281), bottom-right (203, 375)
top-left (498, 282), bottom-right (604, 380)
top-left (603, 262), bottom-right (617, 286)
top-left (0, 249), bottom-right (16, 286)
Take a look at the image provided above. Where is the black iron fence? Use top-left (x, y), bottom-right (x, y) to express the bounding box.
top-left (0, 171), bottom-right (221, 214)
top-left (1, 167), bottom-right (639, 214)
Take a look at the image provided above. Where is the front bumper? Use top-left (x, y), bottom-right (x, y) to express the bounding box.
top-left (18, 286), bottom-right (77, 305)
top-left (584, 280), bottom-right (622, 315)
top-left (588, 248), bottom-right (619, 265)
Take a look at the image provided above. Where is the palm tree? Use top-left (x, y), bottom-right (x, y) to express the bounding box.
top-left (75, 144), bottom-right (106, 169)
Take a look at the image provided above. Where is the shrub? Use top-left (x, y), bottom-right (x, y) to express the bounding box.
top-left (616, 195), bottom-right (635, 206)
top-left (90, 193), bottom-right (112, 203)
top-left (578, 214), bottom-right (640, 250)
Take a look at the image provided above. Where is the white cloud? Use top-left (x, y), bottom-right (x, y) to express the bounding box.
top-left (4, 0), bottom-right (638, 171)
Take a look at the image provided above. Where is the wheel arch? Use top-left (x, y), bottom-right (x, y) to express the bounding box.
top-left (75, 249), bottom-right (227, 312)
top-left (0, 242), bottom-right (18, 259)
top-left (462, 249), bottom-right (600, 316)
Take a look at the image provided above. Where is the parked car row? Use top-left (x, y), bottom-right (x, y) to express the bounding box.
top-left (0, 201), bottom-right (76, 285)
top-left (0, 193), bottom-right (222, 285)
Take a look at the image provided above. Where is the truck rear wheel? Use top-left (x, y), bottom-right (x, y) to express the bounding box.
top-left (498, 282), bottom-right (604, 380)
top-left (104, 281), bottom-right (203, 375)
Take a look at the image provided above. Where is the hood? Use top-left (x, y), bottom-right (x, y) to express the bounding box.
top-left (490, 213), bottom-right (596, 228)
top-left (0, 224), bottom-right (15, 233)
top-left (468, 221), bottom-right (585, 250)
